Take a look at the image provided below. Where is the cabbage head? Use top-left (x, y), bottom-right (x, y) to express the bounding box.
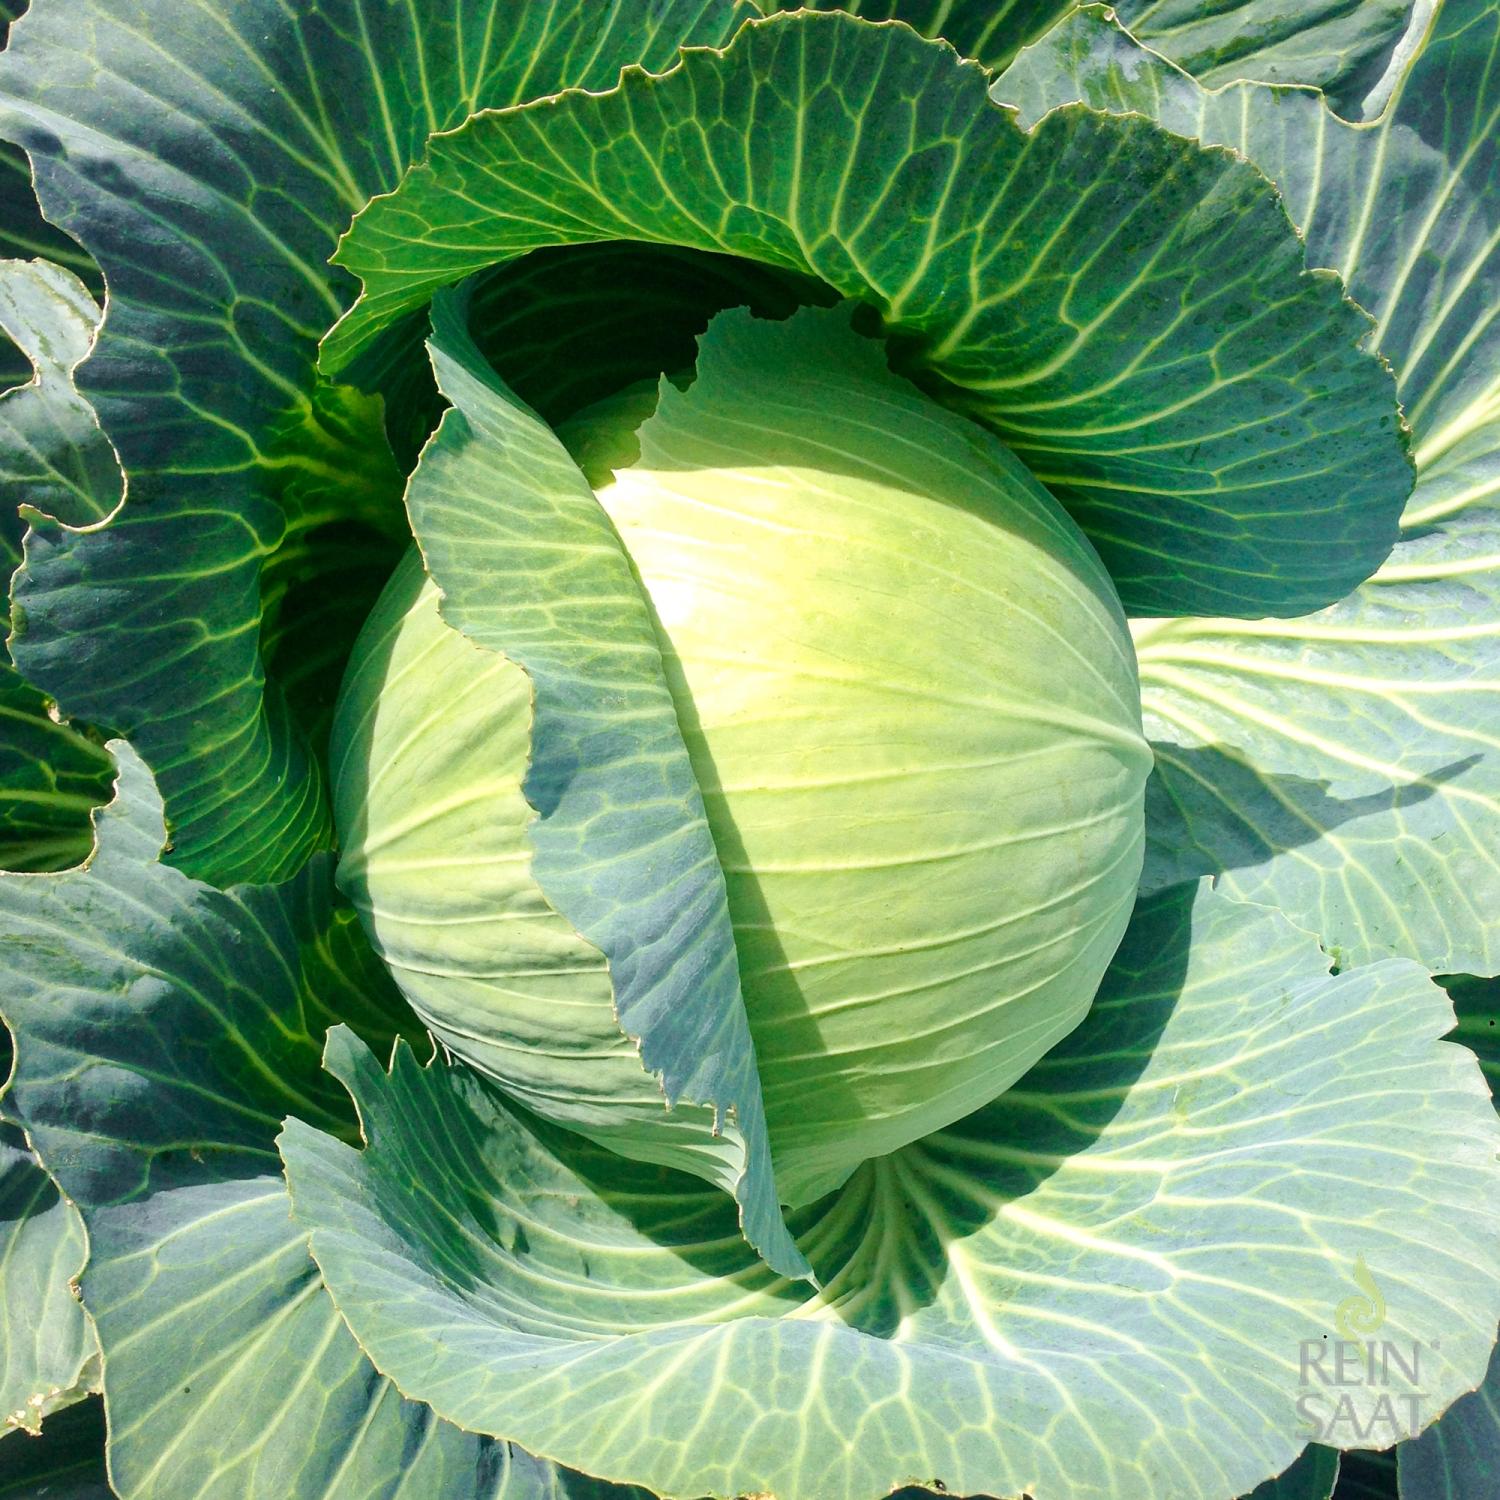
top-left (0, 2), bottom-right (1498, 1499)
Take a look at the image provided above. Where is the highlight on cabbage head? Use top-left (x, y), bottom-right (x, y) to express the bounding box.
top-left (0, 3), bottom-right (1497, 1498)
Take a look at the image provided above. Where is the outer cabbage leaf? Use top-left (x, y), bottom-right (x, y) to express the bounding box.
top-left (0, 1396), bottom-right (112, 1499)
top-left (0, 259), bottom-right (116, 538)
top-left (0, 1114), bottom-right (97, 1435)
top-left (1442, 974), bottom-right (1500, 1093)
top-left (337, 288), bottom-right (807, 1277)
top-left (751, 0), bottom-right (1076, 70)
top-left (282, 880), bottom-right (1500, 1500)
top-left (1244, 1447), bottom-right (1339, 1500)
top-left (752, 0), bottom-right (1427, 120)
top-left (1112, 0), bottom-right (1429, 120)
top-left (1398, 1340), bottom-right (1500, 1498)
top-left (324, 9), bottom-right (1412, 622)
top-left (0, 664), bottom-right (110, 873)
top-left (993, 5), bottom-right (1497, 460)
top-left (0, 1), bottom-right (98, 389)
top-left (1393, 973), bottom-right (1499, 1499)
top-left (995, 1), bottom-right (1500, 975)
top-left (0, 258), bottom-right (116, 872)
top-left (1335, 1453), bottom-right (1399, 1500)
top-left (0, 0), bottom-right (751, 886)
top-left (0, 741), bottom-right (631, 1500)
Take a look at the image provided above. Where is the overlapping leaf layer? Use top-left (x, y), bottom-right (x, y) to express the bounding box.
top-left (0, 1), bottom-right (1496, 1498)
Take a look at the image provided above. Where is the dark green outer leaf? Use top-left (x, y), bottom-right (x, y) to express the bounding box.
top-left (1332, 1450), bottom-right (1398, 1500)
top-left (753, 0), bottom-right (1074, 70)
top-left (1398, 1338), bottom-right (1500, 1499)
top-left (996, 2), bottom-right (1497, 459)
top-left (0, 665), bottom-right (112, 873)
top-left (1442, 975), bottom-right (1500, 1094)
top-left (996, 2), bottom-right (1500, 977)
top-left (327, 9), bottom-right (1411, 621)
top-left (0, 0), bottom-right (749, 886)
top-left (754, 0), bottom-right (1425, 120)
top-left (1245, 1446), bottom-right (1340, 1500)
top-left (1113, 0), bottom-right (1424, 119)
top-left (0, 1397), bottom-right (112, 1499)
top-left (0, 259), bottom-right (118, 552)
top-left (0, 258), bottom-right (118, 873)
top-left (0, 742), bottom-right (626, 1500)
top-left (1394, 977), bottom-right (1500, 1497)
top-left (0, 0), bottom-right (99, 391)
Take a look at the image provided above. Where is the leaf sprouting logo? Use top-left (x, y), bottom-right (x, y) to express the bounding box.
top-left (1335, 1254), bottom-right (1387, 1353)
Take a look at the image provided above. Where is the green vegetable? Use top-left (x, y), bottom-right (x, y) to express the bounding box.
top-left (0, 2), bottom-right (1497, 1497)
top-left (337, 304), bottom-right (1151, 1213)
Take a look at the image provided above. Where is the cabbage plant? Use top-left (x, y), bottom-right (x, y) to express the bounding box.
top-left (0, 1), bottom-right (1497, 1497)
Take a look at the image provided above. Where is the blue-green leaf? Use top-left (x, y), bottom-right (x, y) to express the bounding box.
top-left (755, 0), bottom-right (1427, 119)
top-left (335, 288), bottom-right (806, 1278)
top-left (1245, 1446), bottom-right (1339, 1500)
top-left (0, 257), bottom-right (116, 872)
top-left (325, 8), bottom-right (1411, 621)
top-left (0, 258), bottom-right (116, 549)
top-left (0, 741), bottom-right (616, 1500)
top-left (1111, 0), bottom-right (1428, 119)
top-left (0, 0), bottom-right (750, 885)
top-left (1399, 1339), bottom-right (1500, 1498)
top-left (0, 1397), bottom-right (112, 1499)
top-left (0, 1123), bottom-right (96, 1436)
top-left (282, 882), bottom-right (1500, 1500)
top-left (996, 1), bottom-right (1500, 975)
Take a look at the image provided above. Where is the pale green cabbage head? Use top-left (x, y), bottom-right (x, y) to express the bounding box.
top-left (335, 306), bottom-right (1152, 1206)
